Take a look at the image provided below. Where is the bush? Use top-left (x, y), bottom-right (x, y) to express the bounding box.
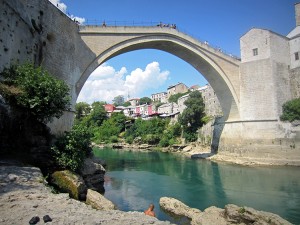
top-left (125, 136), bottom-right (134, 144)
top-left (0, 63), bottom-right (70, 123)
top-left (159, 136), bottom-right (170, 147)
top-left (109, 135), bottom-right (119, 143)
top-left (143, 134), bottom-right (160, 145)
top-left (51, 124), bottom-right (92, 172)
top-left (183, 131), bottom-right (198, 142)
top-left (280, 98), bottom-right (300, 122)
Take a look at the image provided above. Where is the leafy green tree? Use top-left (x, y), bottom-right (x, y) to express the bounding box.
top-left (159, 122), bottom-right (181, 147)
top-left (93, 112), bottom-right (127, 143)
top-left (168, 91), bottom-right (189, 103)
top-left (0, 63), bottom-right (70, 123)
top-left (124, 118), bottom-right (169, 145)
top-left (139, 97), bottom-right (152, 105)
top-left (113, 95), bottom-right (124, 106)
top-left (123, 101), bottom-right (131, 107)
top-left (178, 91), bottom-right (205, 142)
top-left (280, 98), bottom-right (300, 122)
top-left (51, 124), bottom-right (92, 172)
top-left (110, 112), bottom-right (127, 131)
top-left (80, 102), bottom-right (107, 127)
top-left (75, 102), bottom-right (91, 120)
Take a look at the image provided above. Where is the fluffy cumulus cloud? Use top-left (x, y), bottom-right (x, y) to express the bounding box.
top-left (48, 0), bottom-right (85, 24)
top-left (77, 62), bottom-right (170, 104)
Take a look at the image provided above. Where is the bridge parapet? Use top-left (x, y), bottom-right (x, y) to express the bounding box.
top-left (79, 25), bottom-right (241, 63)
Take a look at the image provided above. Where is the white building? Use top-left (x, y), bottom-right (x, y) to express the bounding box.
top-left (151, 92), bottom-right (167, 103)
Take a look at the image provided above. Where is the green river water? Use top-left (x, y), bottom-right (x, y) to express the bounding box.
top-left (93, 147), bottom-right (300, 224)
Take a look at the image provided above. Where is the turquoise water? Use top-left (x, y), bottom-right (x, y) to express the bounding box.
top-left (93, 147), bottom-right (300, 224)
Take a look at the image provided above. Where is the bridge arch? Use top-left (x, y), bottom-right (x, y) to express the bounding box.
top-left (77, 29), bottom-right (241, 121)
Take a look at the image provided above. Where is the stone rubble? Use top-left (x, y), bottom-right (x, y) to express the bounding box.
top-left (0, 165), bottom-right (172, 225)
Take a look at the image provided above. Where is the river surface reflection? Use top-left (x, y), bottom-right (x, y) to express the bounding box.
top-left (93, 147), bottom-right (300, 224)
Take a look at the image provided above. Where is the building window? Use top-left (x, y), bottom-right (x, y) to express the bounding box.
top-left (253, 48), bottom-right (258, 56)
top-left (295, 52), bottom-right (299, 61)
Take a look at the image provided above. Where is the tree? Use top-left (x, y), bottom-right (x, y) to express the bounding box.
top-left (124, 117), bottom-right (169, 145)
top-left (51, 124), bottom-right (92, 172)
top-left (280, 98), bottom-right (300, 122)
top-left (168, 91), bottom-right (189, 103)
top-left (123, 101), bottom-right (131, 107)
top-left (88, 102), bottom-right (107, 127)
top-left (93, 112), bottom-right (127, 143)
top-left (78, 101), bottom-right (107, 128)
top-left (139, 97), bottom-right (152, 105)
top-left (75, 102), bottom-right (91, 120)
top-left (178, 90), bottom-right (205, 142)
top-left (113, 95), bottom-right (124, 106)
top-left (0, 63), bottom-right (70, 123)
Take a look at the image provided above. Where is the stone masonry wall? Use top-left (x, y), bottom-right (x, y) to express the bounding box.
top-left (0, 0), bottom-right (96, 134)
top-left (290, 67), bottom-right (300, 98)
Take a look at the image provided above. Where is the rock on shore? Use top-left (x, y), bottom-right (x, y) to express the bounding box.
top-left (159, 197), bottom-right (292, 225)
top-left (0, 165), bottom-right (172, 225)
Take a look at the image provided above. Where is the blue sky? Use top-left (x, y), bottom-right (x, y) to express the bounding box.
top-left (50, 0), bottom-right (298, 103)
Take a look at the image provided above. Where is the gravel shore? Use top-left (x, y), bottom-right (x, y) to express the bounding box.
top-left (0, 164), bottom-right (173, 225)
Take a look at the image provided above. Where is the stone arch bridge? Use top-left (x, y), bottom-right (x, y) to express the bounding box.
top-left (77, 26), bottom-right (241, 122)
top-left (71, 26), bottom-right (298, 163)
top-left (1, 0), bottom-right (298, 163)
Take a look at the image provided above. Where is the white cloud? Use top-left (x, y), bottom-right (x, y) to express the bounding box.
top-left (77, 62), bottom-right (170, 104)
top-left (70, 15), bottom-right (86, 25)
top-left (48, 0), bottom-right (85, 24)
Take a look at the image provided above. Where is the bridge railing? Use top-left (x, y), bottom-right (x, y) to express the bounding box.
top-left (78, 19), bottom-right (241, 60)
top-left (83, 19), bottom-right (163, 27)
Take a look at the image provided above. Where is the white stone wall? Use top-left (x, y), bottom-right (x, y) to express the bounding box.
top-left (240, 29), bottom-right (291, 120)
top-left (296, 3), bottom-right (300, 26)
top-left (240, 29), bottom-right (271, 63)
top-left (199, 85), bottom-right (222, 117)
top-left (177, 94), bottom-right (189, 113)
top-left (157, 103), bottom-right (172, 114)
top-left (290, 68), bottom-right (300, 98)
top-left (289, 36), bottom-right (300, 69)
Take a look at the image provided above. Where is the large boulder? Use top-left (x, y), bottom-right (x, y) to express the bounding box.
top-left (224, 204), bottom-right (293, 225)
top-left (51, 170), bottom-right (87, 200)
top-left (192, 206), bottom-right (227, 225)
top-left (86, 189), bottom-right (116, 210)
top-left (79, 156), bottom-right (106, 193)
top-left (159, 197), bottom-right (201, 221)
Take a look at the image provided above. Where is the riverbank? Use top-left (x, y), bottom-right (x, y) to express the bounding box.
top-left (0, 161), bottom-right (173, 225)
top-left (94, 142), bottom-right (300, 166)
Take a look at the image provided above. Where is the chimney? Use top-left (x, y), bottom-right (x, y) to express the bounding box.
top-left (296, 2), bottom-right (300, 26)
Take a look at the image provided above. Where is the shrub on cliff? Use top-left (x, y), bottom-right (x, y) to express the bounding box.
top-left (0, 63), bottom-right (70, 123)
top-left (280, 98), bottom-right (300, 122)
top-left (51, 124), bottom-right (92, 172)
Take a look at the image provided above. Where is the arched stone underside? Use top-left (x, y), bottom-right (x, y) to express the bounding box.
top-left (77, 33), bottom-right (241, 121)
